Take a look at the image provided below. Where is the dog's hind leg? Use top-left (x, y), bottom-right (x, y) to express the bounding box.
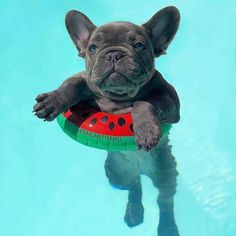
top-left (124, 176), bottom-right (144, 227)
top-left (105, 151), bottom-right (144, 227)
top-left (150, 138), bottom-right (179, 236)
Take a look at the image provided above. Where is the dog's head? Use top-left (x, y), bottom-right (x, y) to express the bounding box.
top-left (66, 7), bottom-right (180, 101)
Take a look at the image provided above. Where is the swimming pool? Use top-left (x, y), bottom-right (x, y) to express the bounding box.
top-left (1, 0), bottom-right (236, 235)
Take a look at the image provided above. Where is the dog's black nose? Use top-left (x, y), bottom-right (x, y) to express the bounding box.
top-left (106, 51), bottom-right (125, 62)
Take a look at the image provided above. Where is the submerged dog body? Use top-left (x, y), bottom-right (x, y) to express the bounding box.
top-left (33, 6), bottom-right (181, 236)
top-left (106, 137), bottom-right (179, 235)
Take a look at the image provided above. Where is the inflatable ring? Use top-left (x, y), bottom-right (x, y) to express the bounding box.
top-left (57, 102), bottom-right (171, 151)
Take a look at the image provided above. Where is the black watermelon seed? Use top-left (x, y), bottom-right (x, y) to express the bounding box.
top-left (118, 118), bottom-right (126, 126)
top-left (90, 118), bottom-right (97, 126)
top-left (108, 122), bottom-right (115, 130)
top-left (82, 111), bottom-right (90, 118)
top-left (101, 116), bottom-right (108, 123)
top-left (129, 124), bottom-right (133, 132)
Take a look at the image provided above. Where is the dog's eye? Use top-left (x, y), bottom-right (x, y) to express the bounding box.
top-left (134, 42), bottom-right (146, 50)
top-left (88, 44), bottom-right (97, 52)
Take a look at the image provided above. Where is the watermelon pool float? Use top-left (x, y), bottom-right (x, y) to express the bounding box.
top-left (57, 102), bottom-right (171, 151)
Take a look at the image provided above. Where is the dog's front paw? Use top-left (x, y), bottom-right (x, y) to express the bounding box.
top-left (133, 120), bottom-right (162, 151)
top-left (33, 90), bottom-right (65, 121)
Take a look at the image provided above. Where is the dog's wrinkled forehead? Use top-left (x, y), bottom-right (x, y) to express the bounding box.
top-left (66, 7), bottom-right (180, 58)
top-left (89, 22), bottom-right (149, 45)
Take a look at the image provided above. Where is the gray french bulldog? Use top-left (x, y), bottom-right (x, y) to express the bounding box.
top-left (33, 6), bottom-right (181, 236)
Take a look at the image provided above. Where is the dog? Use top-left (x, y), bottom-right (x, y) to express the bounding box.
top-left (33, 6), bottom-right (181, 236)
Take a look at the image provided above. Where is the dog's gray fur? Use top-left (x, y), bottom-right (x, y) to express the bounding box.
top-left (33, 6), bottom-right (181, 236)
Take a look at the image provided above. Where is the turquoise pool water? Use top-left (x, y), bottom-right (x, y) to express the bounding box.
top-left (1, 0), bottom-right (236, 235)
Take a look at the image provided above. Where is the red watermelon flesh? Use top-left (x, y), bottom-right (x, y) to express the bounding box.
top-left (62, 102), bottom-right (134, 136)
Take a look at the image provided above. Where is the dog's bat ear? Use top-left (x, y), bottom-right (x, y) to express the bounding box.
top-left (142, 6), bottom-right (180, 57)
top-left (65, 10), bottom-right (96, 57)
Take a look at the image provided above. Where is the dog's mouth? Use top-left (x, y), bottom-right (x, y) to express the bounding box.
top-left (103, 86), bottom-right (139, 98)
top-left (99, 71), bottom-right (140, 99)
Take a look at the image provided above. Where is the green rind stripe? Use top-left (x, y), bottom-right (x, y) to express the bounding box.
top-left (57, 114), bottom-right (171, 151)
